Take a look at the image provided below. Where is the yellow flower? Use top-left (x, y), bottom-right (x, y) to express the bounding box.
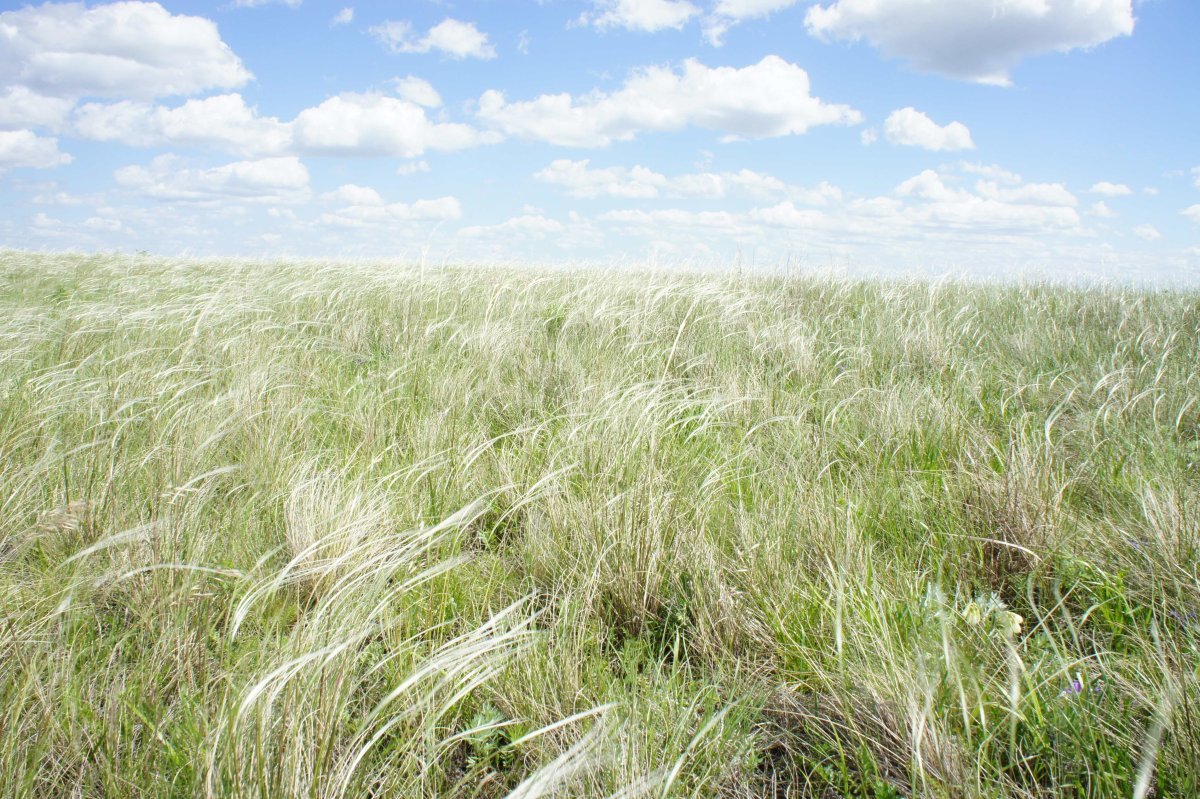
top-left (962, 601), bottom-right (983, 626)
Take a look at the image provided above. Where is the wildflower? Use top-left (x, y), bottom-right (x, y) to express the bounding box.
top-left (1060, 679), bottom-right (1084, 698)
top-left (1167, 608), bottom-right (1197, 627)
top-left (1001, 611), bottom-right (1023, 636)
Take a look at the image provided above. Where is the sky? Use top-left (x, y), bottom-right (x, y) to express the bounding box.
top-left (1, 0), bottom-right (1198, 281)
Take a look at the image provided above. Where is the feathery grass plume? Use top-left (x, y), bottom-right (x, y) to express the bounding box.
top-left (1, 252), bottom-right (1198, 797)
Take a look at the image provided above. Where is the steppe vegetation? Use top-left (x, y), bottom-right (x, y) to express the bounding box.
top-left (1, 252), bottom-right (1198, 797)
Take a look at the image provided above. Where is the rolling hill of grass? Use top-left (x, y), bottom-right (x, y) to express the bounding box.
top-left (2, 252), bottom-right (1198, 797)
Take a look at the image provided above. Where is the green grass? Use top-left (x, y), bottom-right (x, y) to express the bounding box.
top-left (1, 251), bottom-right (1198, 798)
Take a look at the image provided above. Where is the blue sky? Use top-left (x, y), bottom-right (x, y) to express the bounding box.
top-left (1, 0), bottom-right (1197, 280)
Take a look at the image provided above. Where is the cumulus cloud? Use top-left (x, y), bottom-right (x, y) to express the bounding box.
top-left (536, 159), bottom-right (666, 198)
top-left (804, 0), bottom-right (1135, 85)
top-left (889, 169), bottom-right (1078, 232)
top-left (0, 130), bottom-right (72, 170)
top-left (70, 86), bottom-right (489, 159)
top-left (600, 207), bottom-right (747, 234)
top-left (533, 158), bottom-right (839, 203)
top-left (1183, 205), bottom-right (1200, 225)
top-left (316, 196), bottom-right (462, 227)
top-left (1132, 224), bottom-right (1161, 241)
top-left (396, 160), bottom-right (431, 176)
top-left (370, 19), bottom-right (496, 59)
top-left (589, 163), bottom-right (1087, 266)
top-left (1089, 201), bottom-right (1117, 218)
top-left (292, 92), bottom-right (488, 157)
top-left (1089, 181), bottom-right (1132, 196)
top-left (883, 107), bottom-right (974, 151)
top-left (461, 214), bottom-right (565, 238)
top-left (975, 180), bottom-right (1076, 207)
top-left (580, 0), bottom-right (700, 32)
top-left (332, 8), bottom-right (354, 25)
top-left (83, 216), bottom-right (127, 233)
top-left (478, 56), bottom-right (861, 147)
top-left (114, 155), bottom-right (311, 204)
top-left (0, 87), bottom-right (75, 130)
top-left (31, 212), bottom-right (64, 230)
top-left (0, 1), bottom-right (251, 100)
top-left (72, 94), bottom-right (291, 155)
top-left (895, 169), bottom-right (967, 203)
top-left (881, 166), bottom-right (1081, 233)
top-left (704, 0), bottom-right (799, 45)
top-left (321, 184), bottom-right (384, 206)
top-left (960, 162), bottom-right (1021, 184)
top-left (392, 76), bottom-right (442, 108)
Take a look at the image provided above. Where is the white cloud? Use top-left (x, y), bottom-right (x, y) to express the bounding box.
top-left (114, 155), bottom-right (311, 204)
top-left (1089, 181), bottom-right (1131, 196)
top-left (975, 180), bottom-right (1076, 207)
top-left (32, 212), bottom-right (63, 230)
top-left (916, 183), bottom-right (1075, 232)
top-left (1182, 205), bottom-right (1200, 225)
top-left (31, 187), bottom-right (92, 206)
top-left (72, 94), bottom-right (291, 156)
top-left (370, 19), bottom-right (496, 60)
top-left (392, 76), bottom-right (442, 108)
top-left (533, 158), bottom-right (830, 202)
top-left (883, 107), bottom-right (973, 151)
top-left (397, 160), bottom-right (431, 176)
top-left (895, 169), bottom-right (968, 203)
top-left (321, 184), bottom-right (384, 206)
top-left (316, 197), bottom-right (461, 227)
top-left (292, 93), bottom-right (487, 157)
top-left (478, 56), bottom-right (861, 147)
top-left (461, 214), bottom-right (565, 237)
top-left (332, 8), bottom-right (354, 25)
top-left (536, 159), bottom-right (665, 198)
top-left (83, 216), bottom-right (126, 233)
top-left (804, 0), bottom-right (1135, 85)
top-left (1088, 201), bottom-right (1116, 218)
top-left (70, 87), bottom-right (488, 159)
top-left (1132, 224), bottom-right (1161, 241)
top-left (581, 0), bottom-right (700, 32)
top-left (600, 207), bottom-right (746, 233)
top-left (888, 167), bottom-right (1081, 232)
top-left (704, 0), bottom-right (799, 45)
top-left (749, 202), bottom-right (828, 229)
top-left (960, 162), bottom-right (1021, 184)
top-left (0, 130), bottom-right (72, 170)
top-left (233, 0), bottom-right (302, 6)
top-left (860, 128), bottom-right (878, 145)
top-left (0, 87), bottom-right (75, 130)
top-left (0, 1), bottom-right (251, 100)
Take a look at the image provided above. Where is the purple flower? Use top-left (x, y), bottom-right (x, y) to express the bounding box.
top-left (1060, 679), bottom-right (1084, 698)
top-left (1168, 609), bottom-right (1198, 626)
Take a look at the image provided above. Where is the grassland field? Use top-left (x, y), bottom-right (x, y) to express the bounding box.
top-left (1, 251), bottom-right (1199, 798)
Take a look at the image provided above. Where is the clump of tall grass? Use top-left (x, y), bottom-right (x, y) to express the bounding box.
top-left (1, 250), bottom-right (1198, 797)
